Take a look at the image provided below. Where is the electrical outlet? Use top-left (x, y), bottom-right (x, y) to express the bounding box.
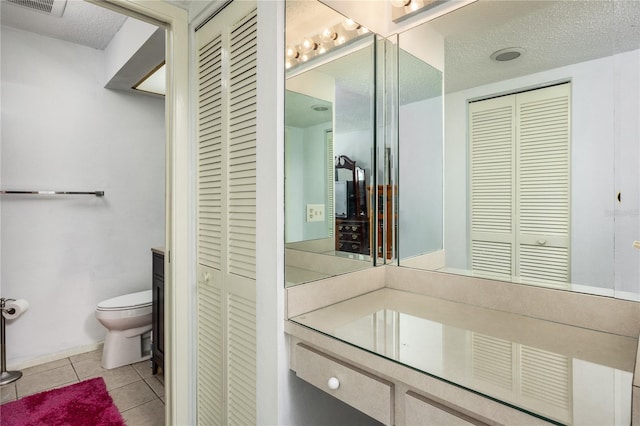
top-left (306, 204), bottom-right (325, 222)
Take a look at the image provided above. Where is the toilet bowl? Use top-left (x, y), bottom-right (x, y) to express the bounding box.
top-left (95, 290), bottom-right (152, 370)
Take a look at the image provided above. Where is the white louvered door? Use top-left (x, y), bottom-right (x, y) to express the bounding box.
top-left (326, 131), bottom-right (334, 237)
top-left (469, 83), bottom-right (571, 287)
top-left (516, 85), bottom-right (571, 285)
top-left (196, 2), bottom-right (257, 424)
top-left (470, 333), bottom-right (572, 424)
top-left (469, 95), bottom-right (516, 277)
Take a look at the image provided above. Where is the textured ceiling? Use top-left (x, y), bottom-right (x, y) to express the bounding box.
top-left (1, 0), bottom-right (128, 50)
top-left (286, 90), bottom-right (332, 128)
top-left (288, 0), bottom-right (640, 98)
top-left (426, 0), bottom-right (640, 93)
top-left (6, 0), bottom-right (637, 96)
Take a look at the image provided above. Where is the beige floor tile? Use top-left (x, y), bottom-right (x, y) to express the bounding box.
top-left (86, 365), bottom-right (140, 391)
top-left (69, 348), bottom-right (102, 364)
top-left (110, 380), bottom-right (157, 412)
top-left (72, 356), bottom-right (106, 379)
top-left (144, 376), bottom-right (165, 402)
top-left (121, 398), bottom-right (165, 426)
top-left (15, 364), bottom-right (78, 398)
top-left (1, 383), bottom-right (17, 404)
top-left (21, 358), bottom-right (70, 377)
top-left (132, 360), bottom-right (154, 379)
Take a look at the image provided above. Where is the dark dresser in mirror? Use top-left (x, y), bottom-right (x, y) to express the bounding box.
top-left (335, 155), bottom-right (369, 255)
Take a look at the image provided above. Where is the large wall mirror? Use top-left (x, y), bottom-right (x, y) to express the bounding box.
top-left (396, 0), bottom-right (640, 300)
top-left (285, 1), bottom-right (377, 287)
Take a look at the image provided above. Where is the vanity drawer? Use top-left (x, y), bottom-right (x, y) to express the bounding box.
top-left (294, 343), bottom-right (393, 425)
top-left (405, 391), bottom-right (488, 426)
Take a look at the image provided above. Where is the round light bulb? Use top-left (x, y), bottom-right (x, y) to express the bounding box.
top-left (300, 38), bottom-right (318, 53)
top-left (300, 53), bottom-right (310, 62)
top-left (405, 0), bottom-right (424, 13)
top-left (318, 44), bottom-right (328, 54)
top-left (285, 60), bottom-right (293, 69)
top-left (286, 46), bottom-right (299, 59)
top-left (335, 35), bottom-right (347, 46)
top-left (342, 19), bottom-right (360, 31)
top-left (357, 27), bottom-right (369, 36)
top-left (320, 28), bottom-right (338, 43)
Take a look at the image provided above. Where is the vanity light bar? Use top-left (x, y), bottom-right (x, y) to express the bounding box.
top-left (286, 19), bottom-right (369, 70)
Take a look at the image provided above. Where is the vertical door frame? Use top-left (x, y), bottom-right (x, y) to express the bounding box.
top-left (86, 1), bottom-right (192, 424)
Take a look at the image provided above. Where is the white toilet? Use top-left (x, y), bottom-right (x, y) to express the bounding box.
top-left (95, 290), bottom-right (153, 369)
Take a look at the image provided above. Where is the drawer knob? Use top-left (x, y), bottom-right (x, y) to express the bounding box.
top-left (327, 377), bottom-right (340, 390)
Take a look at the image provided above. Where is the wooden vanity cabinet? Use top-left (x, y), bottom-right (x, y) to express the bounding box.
top-left (295, 343), bottom-right (393, 425)
top-left (152, 250), bottom-right (164, 375)
top-left (404, 391), bottom-right (488, 426)
top-left (287, 330), bottom-right (553, 426)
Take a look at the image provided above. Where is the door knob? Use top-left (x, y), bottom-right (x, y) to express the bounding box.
top-left (327, 377), bottom-right (340, 390)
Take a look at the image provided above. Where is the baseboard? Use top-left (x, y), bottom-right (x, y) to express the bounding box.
top-left (8, 342), bottom-right (104, 371)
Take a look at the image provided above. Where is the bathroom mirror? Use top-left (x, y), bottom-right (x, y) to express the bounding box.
top-left (396, 0), bottom-right (640, 300)
top-left (285, 0), bottom-right (376, 287)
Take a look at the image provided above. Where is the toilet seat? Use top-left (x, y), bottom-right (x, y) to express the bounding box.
top-left (97, 290), bottom-right (152, 311)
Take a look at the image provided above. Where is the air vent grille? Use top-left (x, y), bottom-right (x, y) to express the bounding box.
top-left (7, 0), bottom-right (67, 17)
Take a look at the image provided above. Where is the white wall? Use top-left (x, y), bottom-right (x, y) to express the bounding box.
top-left (334, 129), bottom-right (373, 179)
top-left (303, 122), bottom-right (332, 241)
top-left (444, 50), bottom-right (639, 291)
top-left (613, 49), bottom-right (640, 297)
top-left (103, 17), bottom-right (158, 87)
top-left (399, 96), bottom-right (443, 259)
top-left (0, 26), bottom-right (165, 366)
top-left (285, 126), bottom-right (304, 242)
top-left (285, 122), bottom-right (331, 243)
top-left (334, 83), bottom-right (374, 179)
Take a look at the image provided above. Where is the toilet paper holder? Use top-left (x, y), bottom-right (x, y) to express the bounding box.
top-left (2, 298), bottom-right (17, 316)
top-left (1, 297), bottom-right (23, 385)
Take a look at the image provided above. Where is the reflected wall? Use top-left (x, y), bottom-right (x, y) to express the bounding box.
top-left (285, 0), bottom-right (377, 286)
top-left (395, 0), bottom-right (640, 300)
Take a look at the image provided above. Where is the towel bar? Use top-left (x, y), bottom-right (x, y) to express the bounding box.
top-left (0, 190), bottom-right (104, 197)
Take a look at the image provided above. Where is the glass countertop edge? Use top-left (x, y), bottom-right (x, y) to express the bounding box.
top-left (288, 288), bottom-right (637, 425)
top-left (288, 319), bottom-right (567, 426)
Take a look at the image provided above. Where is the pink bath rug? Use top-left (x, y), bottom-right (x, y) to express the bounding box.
top-left (0, 377), bottom-right (125, 426)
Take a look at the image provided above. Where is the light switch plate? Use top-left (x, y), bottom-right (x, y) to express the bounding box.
top-left (306, 204), bottom-right (325, 222)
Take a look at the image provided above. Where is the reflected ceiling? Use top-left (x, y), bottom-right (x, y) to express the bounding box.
top-left (285, 91), bottom-right (332, 128)
top-left (428, 0), bottom-right (640, 93)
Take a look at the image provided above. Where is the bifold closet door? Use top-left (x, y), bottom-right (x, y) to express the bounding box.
top-left (469, 95), bottom-right (517, 277)
top-left (469, 83), bottom-right (571, 286)
top-left (470, 333), bottom-right (572, 424)
top-left (515, 84), bottom-right (571, 285)
top-left (195, 1), bottom-right (257, 424)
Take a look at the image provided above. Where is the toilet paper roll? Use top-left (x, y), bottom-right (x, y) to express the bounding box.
top-left (2, 299), bottom-right (29, 320)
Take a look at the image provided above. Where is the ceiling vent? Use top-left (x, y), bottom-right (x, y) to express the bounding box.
top-left (6, 0), bottom-right (67, 17)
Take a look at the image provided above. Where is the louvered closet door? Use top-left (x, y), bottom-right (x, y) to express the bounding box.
top-left (196, 2), bottom-right (257, 425)
top-left (326, 131), bottom-right (334, 237)
top-left (470, 333), bottom-right (572, 424)
top-left (469, 96), bottom-right (516, 277)
top-left (469, 84), bottom-right (570, 286)
top-left (516, 84), bottom-right (571, 287)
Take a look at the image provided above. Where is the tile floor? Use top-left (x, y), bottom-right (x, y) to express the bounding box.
top-left (0, 349), bottom-right (165, 425)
